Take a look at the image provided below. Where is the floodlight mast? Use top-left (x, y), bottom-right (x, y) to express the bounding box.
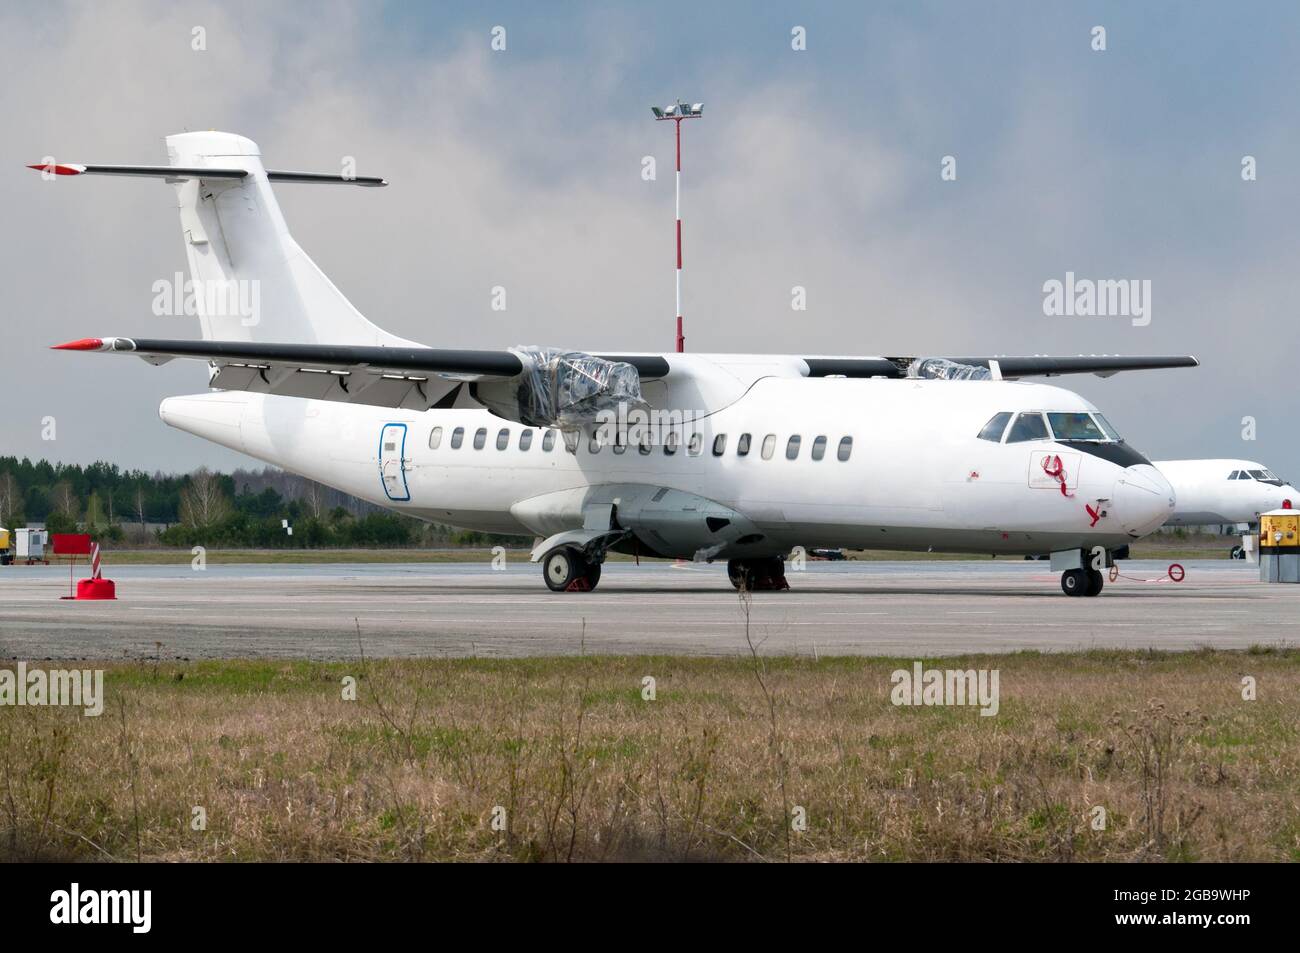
top-left (652, 101), bottom-right (702, 352)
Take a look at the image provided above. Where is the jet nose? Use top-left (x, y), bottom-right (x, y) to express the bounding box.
top-left (1113, 464), bottom-right (1176, 536)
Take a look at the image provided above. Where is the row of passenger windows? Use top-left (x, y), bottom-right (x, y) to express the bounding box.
top-left (428, 426), bottom-right (853, 461)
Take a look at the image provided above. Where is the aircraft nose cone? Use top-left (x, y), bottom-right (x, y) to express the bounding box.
top-left (1114, 464), bottom-right (1175, 536)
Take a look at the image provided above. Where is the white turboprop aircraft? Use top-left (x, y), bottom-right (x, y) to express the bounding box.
top-left (1151, 459), bottom-right (1297, 556)
top-left (32, 132), bottom-right (1199, 597)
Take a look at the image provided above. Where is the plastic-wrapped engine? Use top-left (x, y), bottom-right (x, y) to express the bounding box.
top-left (906, 357), bottom-right (993, 381)
top-left (475, 346), bottom-right (648, 429)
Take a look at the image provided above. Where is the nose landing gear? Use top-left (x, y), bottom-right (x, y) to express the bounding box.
top-left (1060, 567), bottom-right (1104, 597)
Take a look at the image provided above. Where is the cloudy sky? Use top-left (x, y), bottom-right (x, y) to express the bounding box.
top-left (3, 1), bottom-right (1299, 477)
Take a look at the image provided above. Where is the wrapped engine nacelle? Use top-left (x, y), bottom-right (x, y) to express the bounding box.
top-left (474, 346), bottom-right (649, 430)
top-left (907, 357), bottom-right (993, 381)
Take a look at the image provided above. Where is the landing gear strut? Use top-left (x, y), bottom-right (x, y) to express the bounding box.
top-left (727, 557), bottom-right (789, 591)
top-left (542, 546), bottom-right (603, 592)
top-left (1060, 567), bottom-right (1104, 597)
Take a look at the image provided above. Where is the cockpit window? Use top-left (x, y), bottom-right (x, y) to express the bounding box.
top-left (1093, 414), bottom-right (1123, 441)
top-left (977, 412), bottom-right (1012, 442)
top-left (1005, 412), bottom-right (1049, 443)
top-left (1047, 413), bottom-right (1106, 441)
top-left (1228, 470), bottom-right (1240, 480)
top-left (1248, 469), bottom-right (1283, 485)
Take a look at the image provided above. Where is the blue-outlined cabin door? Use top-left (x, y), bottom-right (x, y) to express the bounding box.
top-left (379, 423), bottom-right (411, 502)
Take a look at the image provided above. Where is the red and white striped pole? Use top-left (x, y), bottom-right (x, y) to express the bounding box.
top-left (653, 101), bottom-right (702, 353)
top-left (674, 117), bottom-right (684, 353)
top-left (90, 541), bottom-right (101, 580)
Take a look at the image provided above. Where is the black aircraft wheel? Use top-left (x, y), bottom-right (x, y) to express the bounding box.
top-left (727, 559), bottom-right (749, 590)
top-left (1084, 567), bottom-right (1105, 597)
top-left (582, 560), bottom-right (602, 591)
top-left (728, 557), bottom-right (789, 591)
top-left (543, 546), bottom-right (580, 592)
top-left (1229, 545), bottom-right (1244, 560)
top-left (1060, 568), bottom-right (1088, 597)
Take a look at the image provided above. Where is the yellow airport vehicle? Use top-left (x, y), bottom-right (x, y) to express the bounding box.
top-left (0, 527), bottom-right (10, 565)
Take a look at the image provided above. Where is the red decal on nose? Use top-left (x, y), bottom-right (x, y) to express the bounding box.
top-left (1042, 454), bottom-right (1073, 497)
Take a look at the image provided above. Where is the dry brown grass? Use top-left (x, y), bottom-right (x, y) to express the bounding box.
top-left (2, 646), bottom-right (1298, 862)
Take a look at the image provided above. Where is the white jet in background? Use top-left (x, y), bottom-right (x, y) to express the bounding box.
top-left (1152, 459), bottom-right (1298, 558)
top-left (30, 132), bottom-right (1199, 597)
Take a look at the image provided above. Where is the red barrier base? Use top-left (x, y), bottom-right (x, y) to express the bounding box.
top-left (75, 578), bottom-right (116, 600)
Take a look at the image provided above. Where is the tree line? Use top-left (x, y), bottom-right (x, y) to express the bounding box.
top-left (0, 456), bottom-right (524, 548)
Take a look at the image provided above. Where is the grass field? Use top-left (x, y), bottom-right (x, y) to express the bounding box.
top-left (2, 645), bottom-right (1296, 862)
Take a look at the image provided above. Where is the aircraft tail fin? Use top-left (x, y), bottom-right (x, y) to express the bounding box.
top-left (32, 132), bottom-right (412, 347)
top-left (163, 132), bottom-right (409, 346)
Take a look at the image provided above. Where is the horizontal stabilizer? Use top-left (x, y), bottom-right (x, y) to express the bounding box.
top-left (26, 163), bottom-right (385, 186)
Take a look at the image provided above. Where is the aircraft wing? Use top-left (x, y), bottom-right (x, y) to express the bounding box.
top-left (51, 337), bottom-right (670, 412)
top-left (804, 354), bottom-right (1200, 379)
top-left (51, 336), bottom-right (1196, 413)
top-left (924, 355), bottom-right (1199, 379)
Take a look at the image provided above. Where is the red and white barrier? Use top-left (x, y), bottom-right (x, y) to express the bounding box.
top-left (75, 540), bottom-right (116, 600)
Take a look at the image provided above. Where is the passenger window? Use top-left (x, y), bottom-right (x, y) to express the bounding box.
top-left (1005, 413), bottom-right (1048, 443)
top-left (837, 436), bottom-right (853, 461)
top-left (737, 433), bottom-right (751, 456)
top-left (563, 431), bottom-right (579, 453)
top-left (519, 429), bottom-right (533, 451)
top-left (687, 433), bottom-right (703, 456)
top-left (639, 434), bottom-right (653, 455)
top-left (761, 434), bottom-right (776, 460)
top-left (588, 432), bottom-right (602, 453)
top-left (613, 437), bottom-right (626, 455)
top-left (712, 434), bottom-right (727, 456)
top-left (450, 427), bottom-right (465, 449)
top-left (473, 427), bottom-right (487, 450)
top-left (497, 428), bottom-right (510, 450)
top-left (542, 430), bottom-right (556, 452)
top-left (664, 431), bottom-right (679, 455)
top-left (428, 426), bottom-right (443, 450)
top-left (977, 412), bottom-right (1011, 442)
top-left (811, 435), bottom-right (827, 461)
top-left (786, 435), bottom-right (801, 460)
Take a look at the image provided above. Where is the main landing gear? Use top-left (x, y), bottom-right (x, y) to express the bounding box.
top-left (1060, 567), bottom-right (1104, 597)
top-left (727, 557), bottom-right (790, 592)
top-left (542, 546), bottom-right (603, 592)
